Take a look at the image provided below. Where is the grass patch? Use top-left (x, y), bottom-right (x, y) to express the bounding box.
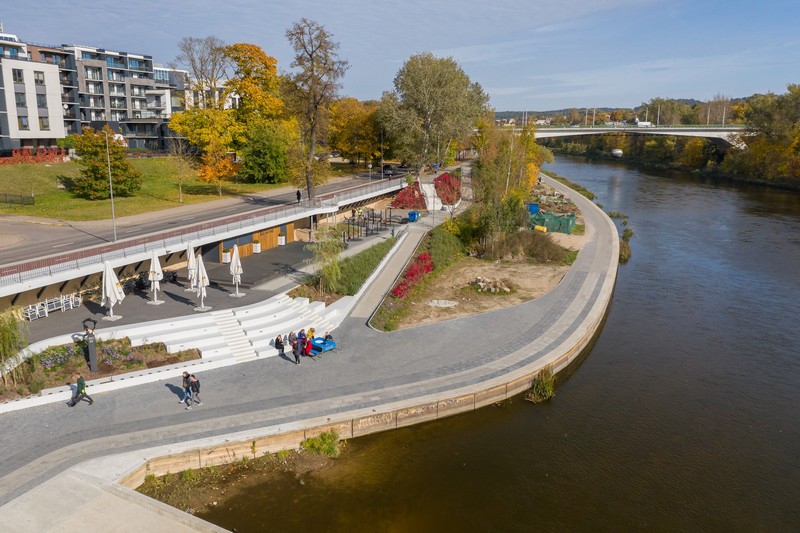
top-left (0, 157), bottom-right (288, 220)
top-left (619, 238), bottom-right (631, 263)
top-left (336, 236), bottom-right (397, 295)
top-left (300, 430), bottom-right (342, 458)
top-left (542, 170), bottom-right (596, 200)
top-left (571, 224), bottom-right (585, 235)
top-left (524, 365), bottom-right (555, 403)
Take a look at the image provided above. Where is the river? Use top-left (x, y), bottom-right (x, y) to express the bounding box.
top-left (198, 156), bottom-right (800, 531)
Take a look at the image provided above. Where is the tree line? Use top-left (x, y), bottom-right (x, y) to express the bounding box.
top-left (539, 85), bottom-right (800, 187)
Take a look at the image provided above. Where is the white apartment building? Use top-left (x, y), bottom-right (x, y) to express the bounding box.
top-left (0, 30), bottom-right (66, 151)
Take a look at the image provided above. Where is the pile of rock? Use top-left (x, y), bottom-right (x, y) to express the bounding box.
top-left (470, 276), bottom-right (513, 293)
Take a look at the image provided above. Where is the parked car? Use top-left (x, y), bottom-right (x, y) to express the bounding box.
top-left (382, 164), bottom-right (396, 176)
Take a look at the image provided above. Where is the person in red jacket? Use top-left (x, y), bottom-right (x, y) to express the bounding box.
top-left (303, 337), bottom-right (313, 357)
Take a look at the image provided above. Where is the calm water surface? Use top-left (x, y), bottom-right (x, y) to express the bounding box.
top-left (200, 157), bottom-right (800, 532)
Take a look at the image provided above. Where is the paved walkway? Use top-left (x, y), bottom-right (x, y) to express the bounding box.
top-left (0, 174), bottom-right (618, 532)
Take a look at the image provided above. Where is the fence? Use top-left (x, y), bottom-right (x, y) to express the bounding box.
top-left (1, 193), bottom-right (35, 205)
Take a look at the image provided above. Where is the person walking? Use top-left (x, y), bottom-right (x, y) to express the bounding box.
top-left (67, 372), bottom-right (93, 407)
top-left (296, 189), bottom-right (302, 204)
top-left (275, 334), bottom-right (285, 357)
top-left (180, 371), bottom-right (193, 409)
top-left (288, 330), bottom-right (297, 346)
top-left (190, 374), bottom-right (203, 406)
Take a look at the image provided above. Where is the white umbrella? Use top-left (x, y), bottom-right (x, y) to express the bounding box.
top-left (229, 244), bottom-right (245, 298)
top-left (101, 261), bottom-right (125, 320)
top-left (148, 250), bottom-right (164, 305)
top-left (184, 242), bottom-right (197, 292)
top-left (194, 253), bottom-right (212, 312)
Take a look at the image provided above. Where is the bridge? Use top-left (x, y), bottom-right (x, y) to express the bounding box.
top-left (530, 125), bottom-right (745, 146)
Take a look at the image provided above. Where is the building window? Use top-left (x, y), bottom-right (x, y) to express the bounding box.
top-left (34, 71), bottom-right (45, 85)
top-left (37, 94), bottom-right (48, 108)
top-left (15, 93), bottom-right (27, 107)
top-left (18, 116), bottom-right (29, 130)
top-left (12, 69), bottom-right (24, 83)
top-left (39, 117), bottom-right (50, 130)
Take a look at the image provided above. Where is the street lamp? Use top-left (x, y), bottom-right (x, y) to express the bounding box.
top-left (103, 130), bottom-right (117, 242)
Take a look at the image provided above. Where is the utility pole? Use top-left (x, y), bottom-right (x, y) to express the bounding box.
top-left (592, 108), bottom-right (596, 128)
top-left (656, 105), bottom-right (661, 127)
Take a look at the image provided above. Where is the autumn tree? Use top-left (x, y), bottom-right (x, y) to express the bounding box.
top-left (471, 120), bottom-right (551, 247)
top-left (379, 52), bottom-right (488, 173)
top-left (239, 119), bottom-right (301, 183)
top-left (72, 125), bottom-right (142, 200)
top-left (328, 98), bottom-right (380, 164)
top-left (223, 43), bottom-right (283, 125)
top-left (285, 18), bottom-right (349, 199)
top-left (306, 223), bottom-right (346, 295)
top-left (0, 307), bottom-right (27, 388)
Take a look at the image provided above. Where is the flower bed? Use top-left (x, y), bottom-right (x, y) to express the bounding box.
top-left (391, 252), bottom-right (434, 298)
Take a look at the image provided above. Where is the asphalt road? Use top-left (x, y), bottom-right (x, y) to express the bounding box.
top-left (0, 176), bottom-right (372, 267)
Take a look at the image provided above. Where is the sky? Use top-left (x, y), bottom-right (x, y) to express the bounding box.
top-left (3, 0), bottom-right (799, 111)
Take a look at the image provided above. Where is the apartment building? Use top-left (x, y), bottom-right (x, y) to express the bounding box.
top-left (0, 30), bottom-right (67, 151)
top-left (0, 27), bottom-right (187, 154)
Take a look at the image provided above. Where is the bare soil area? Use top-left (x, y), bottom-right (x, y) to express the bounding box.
top-left (395, 221), bottom-right (586, 329)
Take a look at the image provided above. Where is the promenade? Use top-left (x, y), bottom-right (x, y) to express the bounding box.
top-left (0, 174), bottom-right (618, 532)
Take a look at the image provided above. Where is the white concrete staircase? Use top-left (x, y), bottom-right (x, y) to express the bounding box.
top-left (211, 309), bottom-right (258, 363)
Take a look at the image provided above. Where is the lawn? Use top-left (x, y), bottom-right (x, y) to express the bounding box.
top-left (0, 157), bottom-right (289, 221)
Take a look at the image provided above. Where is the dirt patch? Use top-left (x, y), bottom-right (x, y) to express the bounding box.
top-left (394, 257), bottom-right (571, 328)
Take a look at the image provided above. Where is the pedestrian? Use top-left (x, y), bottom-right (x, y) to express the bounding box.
top-left (190, 374), bottom-right (203, 405)
top-left (292, 339), bottom-right (301, 365)
top-left (180, 371), bottom-right (193, 409)
top-left (288, 330), bottom-right (297, 348)
top-left (275, 334), bottom-right (285, 356)
top-left (351, 208), bottom-right (356, 219)
top-left (304, 337), bottom-right (313, 357)
top-left (324, 331), bottom-right (333, 341)
top-left (296, 189), bottom-right (302, 204)
top-left (308, 327), bottom-right (315, 340)
top-left (297, 328), bottom-right (306, 343)
top-left (67, 372), bottom-right (93, 407)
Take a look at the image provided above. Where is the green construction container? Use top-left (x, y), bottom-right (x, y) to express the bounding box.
top-left (530, 212), bottom-right (576, 234)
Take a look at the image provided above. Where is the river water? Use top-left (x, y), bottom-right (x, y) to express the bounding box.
top-left (198, 157), bottom-right (800, 531)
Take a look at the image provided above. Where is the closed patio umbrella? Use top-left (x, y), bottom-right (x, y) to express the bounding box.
top-left (148, 250), bottom-right (164, 305)
top-left (184, 242), bottom-right (197, 292)
top-left (229, 244), bottom-right (245, 298)
top-left (101, 261), bottom-right (125, 321)
top-left (194, 253), bottom-right (212, 312)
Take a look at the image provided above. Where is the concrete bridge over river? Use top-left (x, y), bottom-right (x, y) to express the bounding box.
top-left (531, 125), bottom-right (745, 146)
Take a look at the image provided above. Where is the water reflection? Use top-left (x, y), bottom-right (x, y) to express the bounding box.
top-left (199, 156), bottom-right (800, 531)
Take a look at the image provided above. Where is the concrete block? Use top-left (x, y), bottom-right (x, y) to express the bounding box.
top-left (474, 384), bottom-right (508, 408)
top-left (506, 373), bottom-right (534, 397)
top-left (305, 421), bottom-right (353, 440)
top-left (352, 411), bottom-right (395, 437)
top-left (396, 402), bottom-right (438, 428)
top-left (437, 394), bottom-right (475, 418)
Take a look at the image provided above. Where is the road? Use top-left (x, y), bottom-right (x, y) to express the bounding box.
top-left (0, 176), bottom-right (375, 267)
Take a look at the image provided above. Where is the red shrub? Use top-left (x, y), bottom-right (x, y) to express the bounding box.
top-left (391, 181), bottom-right (427, 209)
top-left (434, 172), bottom-right (461, 205)
top-left (391, 252), bottom-right (434, 298)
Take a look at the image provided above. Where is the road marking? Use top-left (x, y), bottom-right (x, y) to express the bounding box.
top-left (52, 242), bottom-right (74, 248)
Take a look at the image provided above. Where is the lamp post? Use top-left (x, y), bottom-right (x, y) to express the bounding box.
top-left (103, 131), bottom-right (117, 242)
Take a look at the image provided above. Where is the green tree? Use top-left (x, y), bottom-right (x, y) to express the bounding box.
top-left (72, 125), bottom-right (142, 200)
top-left (379, 52), bottom-right (488, 173)
top-left (285, 18), bottom-right (349, 199)
top-left (239, 120), bottom-right (297, 183)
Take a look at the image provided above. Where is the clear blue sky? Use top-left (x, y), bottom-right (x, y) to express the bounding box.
top-left (4, 0), bottom-right (799, 111)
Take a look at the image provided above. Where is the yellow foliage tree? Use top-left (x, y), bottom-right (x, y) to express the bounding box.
top-left (223, 43), bottom-right (284, 124)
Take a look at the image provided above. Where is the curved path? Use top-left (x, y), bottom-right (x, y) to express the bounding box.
top-left (0, 175), bottom-right (618, 531)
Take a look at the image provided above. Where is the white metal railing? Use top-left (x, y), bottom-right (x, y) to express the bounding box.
top-left (0, 178), bottom-right (405, 290)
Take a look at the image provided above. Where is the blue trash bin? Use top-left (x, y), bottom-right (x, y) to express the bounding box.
top-left (527, 203), bottom-right (540, 215)
top-left (408, 211), bottom-right (419, 222)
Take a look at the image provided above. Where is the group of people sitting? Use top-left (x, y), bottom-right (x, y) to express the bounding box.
top-left (274, 328), bottom-right (333, 365)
